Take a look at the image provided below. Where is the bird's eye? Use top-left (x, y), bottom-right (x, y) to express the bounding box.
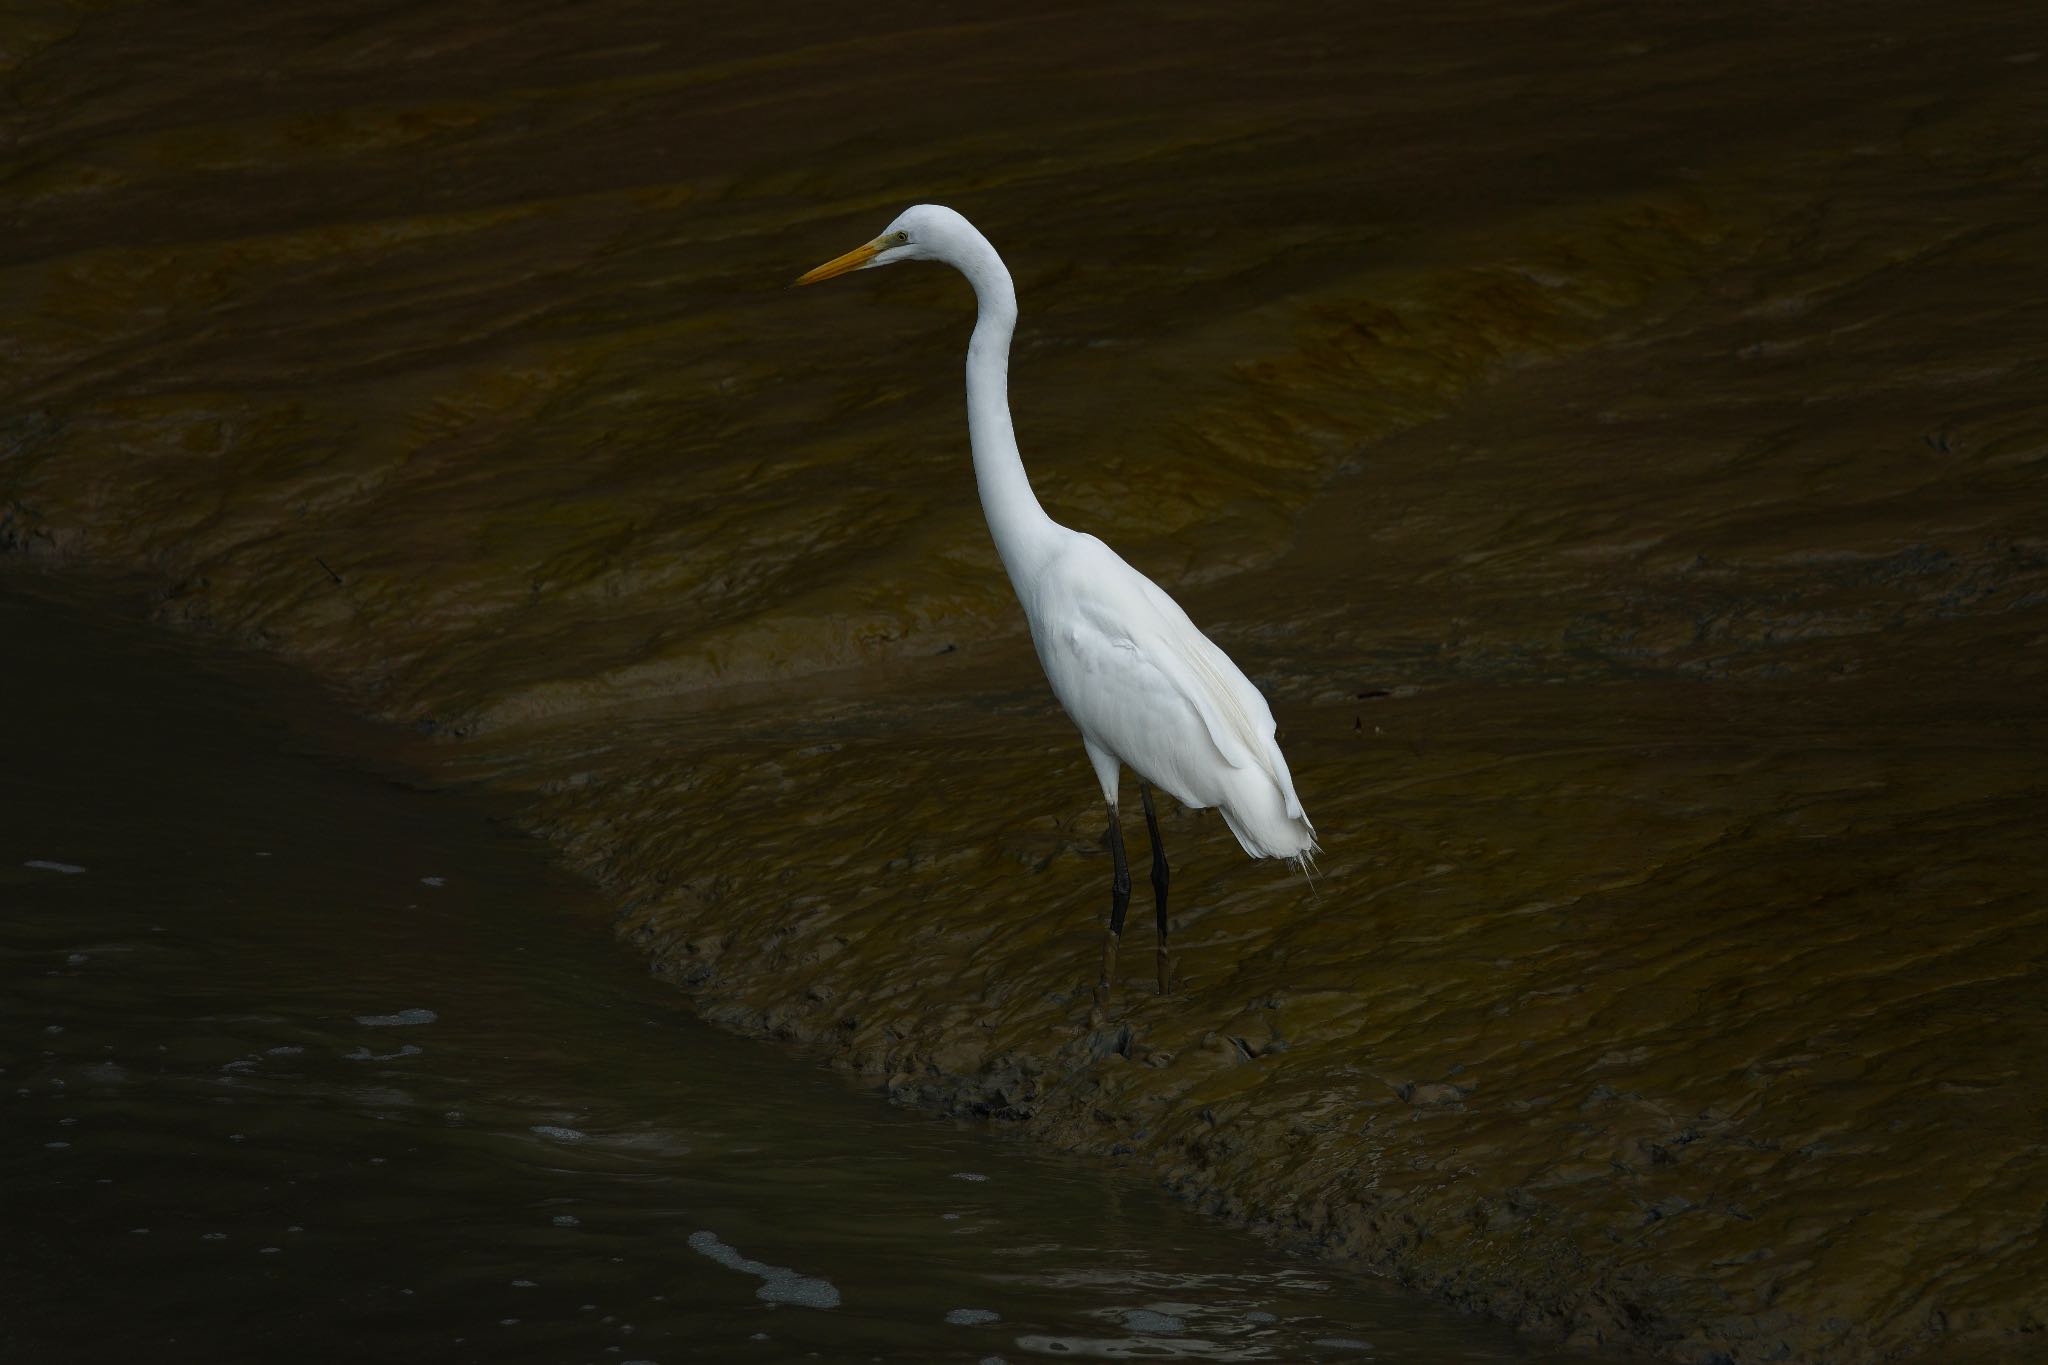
top-left (893, 231), bottom-right (910, 243)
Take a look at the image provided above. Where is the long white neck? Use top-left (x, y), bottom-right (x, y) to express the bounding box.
top-left (949, 229), bottom-right (1061, 587)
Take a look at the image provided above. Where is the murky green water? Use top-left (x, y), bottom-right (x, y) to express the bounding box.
top-left (1, 583), bottom-right (1605, 1362)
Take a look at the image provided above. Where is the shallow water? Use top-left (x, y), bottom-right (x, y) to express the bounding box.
top-left (0, 584), bottom-right (1605, 1362)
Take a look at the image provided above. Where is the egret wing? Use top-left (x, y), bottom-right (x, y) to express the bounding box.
top-left (1060, 566), bottom-right (1297, 813)
top-left (1126, 578), bottom-right (1306, 821)
top-left (1035, 536), bottom-right (1304, 817)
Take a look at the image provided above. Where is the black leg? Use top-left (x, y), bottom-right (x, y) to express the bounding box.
top-left (1095, 803), bottom-right (1131, 1010)
top-left (1140, 784), bottom-right (1172, 995)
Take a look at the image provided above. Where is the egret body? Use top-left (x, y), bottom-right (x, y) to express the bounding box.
top-left (797, 205), bottom-right (1316, 1005)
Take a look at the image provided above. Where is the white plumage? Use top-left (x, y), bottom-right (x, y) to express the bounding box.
top-left (797, 204), bottom-right (1316, 1001)
top-left (1023, 533), bottom-right (1313, 862)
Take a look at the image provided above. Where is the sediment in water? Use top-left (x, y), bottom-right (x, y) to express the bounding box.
top-left (5, 4), bottom-right (2047, 1361)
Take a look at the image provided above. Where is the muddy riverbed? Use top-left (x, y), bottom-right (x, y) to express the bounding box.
top-left (5, 1), bottom-right (2046, 1361)
top-left (5, 583), bottom-right (1610, 1363)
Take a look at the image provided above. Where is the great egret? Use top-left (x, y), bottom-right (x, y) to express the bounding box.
top-left (796, 204), bottom-right (1316, 1007)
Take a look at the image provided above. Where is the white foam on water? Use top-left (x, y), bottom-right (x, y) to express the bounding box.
top-left (345, 1045), bottom-right (422, 1061)
top-left (24, 860), bottom-right (86, 875)
top-left (946, 1308), bottom-right (1000, 1325)
top-left (421, 876), bottom-right (445, 887)
top-left (1124, 1309), bottom-right (1187, 1333)
top-left (686, 1230), bottom-right (840, 1309)
top-left (355, 1008), bottom-right (437, 1027)
top-left (950, 1171), bottom-right (990, 1182)
top-left (530, 1125), bottom-right (588, 1141)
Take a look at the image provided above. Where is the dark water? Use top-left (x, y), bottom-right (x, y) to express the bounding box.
top-left (0, 582), bottom-right (1602, 1363)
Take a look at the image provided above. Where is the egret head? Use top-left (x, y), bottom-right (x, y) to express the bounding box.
top-left (793, 204), bottom-right (972, 285)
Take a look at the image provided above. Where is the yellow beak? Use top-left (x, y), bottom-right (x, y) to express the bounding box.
top-left (793, 240), bottom-right (881, 287)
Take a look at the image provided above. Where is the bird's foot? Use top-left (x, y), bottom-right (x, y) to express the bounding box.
top-left (1156, 947), bottom-right (1174, 997)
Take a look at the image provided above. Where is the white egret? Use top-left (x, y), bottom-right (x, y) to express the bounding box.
top-left (796, 204), bottom-right (1316, 1006)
